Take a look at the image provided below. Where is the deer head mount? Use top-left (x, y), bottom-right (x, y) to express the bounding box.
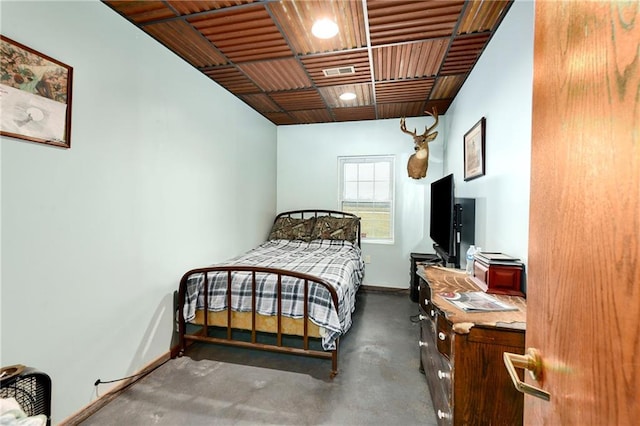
top-left (400, 108), bottom-right (439, 179)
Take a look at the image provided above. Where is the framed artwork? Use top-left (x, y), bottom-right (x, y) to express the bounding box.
top-left (463, 117), bottom-right (486, 181)
top-left (0, 35), bottom-right (73, 148)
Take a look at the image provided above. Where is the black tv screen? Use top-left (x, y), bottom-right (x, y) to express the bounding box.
top-left (430, 173), bottom-right (455, 257)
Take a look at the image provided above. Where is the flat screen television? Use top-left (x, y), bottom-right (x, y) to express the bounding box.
top-left (430, 174), bottom-right (457, 266)
top-left (429, 174), bottom-right (475, 269)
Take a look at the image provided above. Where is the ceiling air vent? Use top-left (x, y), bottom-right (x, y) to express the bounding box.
top-left (322, 66), bottom-right (356, 77)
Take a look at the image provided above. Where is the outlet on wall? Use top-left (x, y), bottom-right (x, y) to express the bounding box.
top-left (364, 255), bottom-right (371, 264)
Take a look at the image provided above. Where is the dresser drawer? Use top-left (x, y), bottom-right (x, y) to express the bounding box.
top-left (419, 309), bottom-right (437, 372)
top-left (436, 316), bottom-right (453, 360)
top-left (431, 376), bottom-right (453, 426)
top-left (433, 356), bottom-right (451, 401)
top-left (420, 330), bottom-right (436, 377)
top-left (425, 300), bottom-right (438, 322)
top-left (420, 319), bottom-right (452, 426)
top-left (419, 277), bottom-right (431, 311)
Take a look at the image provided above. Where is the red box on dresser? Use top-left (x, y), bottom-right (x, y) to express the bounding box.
top-left (473, 255), bottom-right (525, 297)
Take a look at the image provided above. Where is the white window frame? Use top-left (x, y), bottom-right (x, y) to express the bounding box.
top-left (338, 155), bottom-right (395, 244)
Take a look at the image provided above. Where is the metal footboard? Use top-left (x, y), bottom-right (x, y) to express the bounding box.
top-left (176, 265), bottom-right (341, 378)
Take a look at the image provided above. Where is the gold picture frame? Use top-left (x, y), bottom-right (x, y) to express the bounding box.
top-left (0, 35), bottom-right (73, 148)
top-left (463, 117), bottom-right (486, 181)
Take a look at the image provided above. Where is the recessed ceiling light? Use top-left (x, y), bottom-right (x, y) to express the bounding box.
top-left (312, 18), bottom-right (339, 39)
top-left (339, 92), bottom-right (357, 101)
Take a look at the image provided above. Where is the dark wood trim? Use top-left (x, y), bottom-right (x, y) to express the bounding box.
top-left (58, 348), bottom-right (178, 425)
top-left (360, 285), bottom-right (409, 295)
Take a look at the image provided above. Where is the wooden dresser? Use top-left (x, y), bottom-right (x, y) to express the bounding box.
top-left (417, 265), bottom-right (526, 425)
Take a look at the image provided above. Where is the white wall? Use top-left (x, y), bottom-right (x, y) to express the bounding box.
top-left (0, 1), bottom-right (276, 422)
top-left (444, 0), bottom-right (535, 269)
top-left (277, 118), bottom-right (445, 287)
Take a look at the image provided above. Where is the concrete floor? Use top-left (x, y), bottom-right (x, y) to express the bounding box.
top-left (81, 291), bottom-right (437, 425)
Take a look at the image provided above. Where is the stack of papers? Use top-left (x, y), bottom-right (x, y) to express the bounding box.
top-left (474, 252), bottom-right (522, 266)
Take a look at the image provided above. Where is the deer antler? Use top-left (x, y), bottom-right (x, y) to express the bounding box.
top-left (424, 107), bottom-right (439, 136)
top-left (400, 117), bottom-right (417, 136)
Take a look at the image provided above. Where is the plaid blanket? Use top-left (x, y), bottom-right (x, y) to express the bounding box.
top-left (183, 239), bottom-right (365, 350)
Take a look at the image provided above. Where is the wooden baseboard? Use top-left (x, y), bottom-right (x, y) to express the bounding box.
top-left (59, 345), bottom-right (180, 425)
top-left (360, 285), bottom-right (409, 295)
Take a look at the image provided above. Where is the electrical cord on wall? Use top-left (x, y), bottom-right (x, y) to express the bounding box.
top-left (94, 358), bottom-right (170, 387)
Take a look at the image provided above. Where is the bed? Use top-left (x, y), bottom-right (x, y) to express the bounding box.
top-left (174, 209), bottom-right (365, 377)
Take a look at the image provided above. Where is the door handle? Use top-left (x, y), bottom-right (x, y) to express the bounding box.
top-left (503, 348), bottom-right (551, 401)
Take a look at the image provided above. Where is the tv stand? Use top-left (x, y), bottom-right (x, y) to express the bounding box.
top-left (433, 244), bottom-right (458, 268)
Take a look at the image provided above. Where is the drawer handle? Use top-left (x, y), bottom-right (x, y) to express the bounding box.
top-left (503, 348), bottom-right (551, 401)
top-left (418, 341), bottom-right (427, 347)
top-left (418, 314), bottom-right (427, 321)
top-left (430, 309), bottom-right (435, 317)
top-left (438, 332), bottom-right (446, 341)
top-left (437, 409), bottom-right (451, 420)
top-left (437, 370), bottom-right (450, 380)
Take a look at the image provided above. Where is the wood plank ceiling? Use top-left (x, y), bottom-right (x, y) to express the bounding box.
top-left (103, 0), bottom-right (513, 125)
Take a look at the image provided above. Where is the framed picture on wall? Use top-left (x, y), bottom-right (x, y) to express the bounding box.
top-left (0, 35), bottom-right (73, 148)
top-left (463, 117), bottom-right (486, 181)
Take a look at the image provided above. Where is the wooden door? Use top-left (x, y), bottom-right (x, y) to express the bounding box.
top-left (526, 1), bottom-right (640, 425)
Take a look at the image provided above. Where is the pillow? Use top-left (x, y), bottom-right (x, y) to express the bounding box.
top-left (268, 217), bottom-right (316, 241)
top-left (311, 216), bottom-right (359, 243)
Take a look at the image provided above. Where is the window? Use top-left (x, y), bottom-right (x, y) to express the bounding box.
top-left (338, 156), bottom-right (394, 243)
